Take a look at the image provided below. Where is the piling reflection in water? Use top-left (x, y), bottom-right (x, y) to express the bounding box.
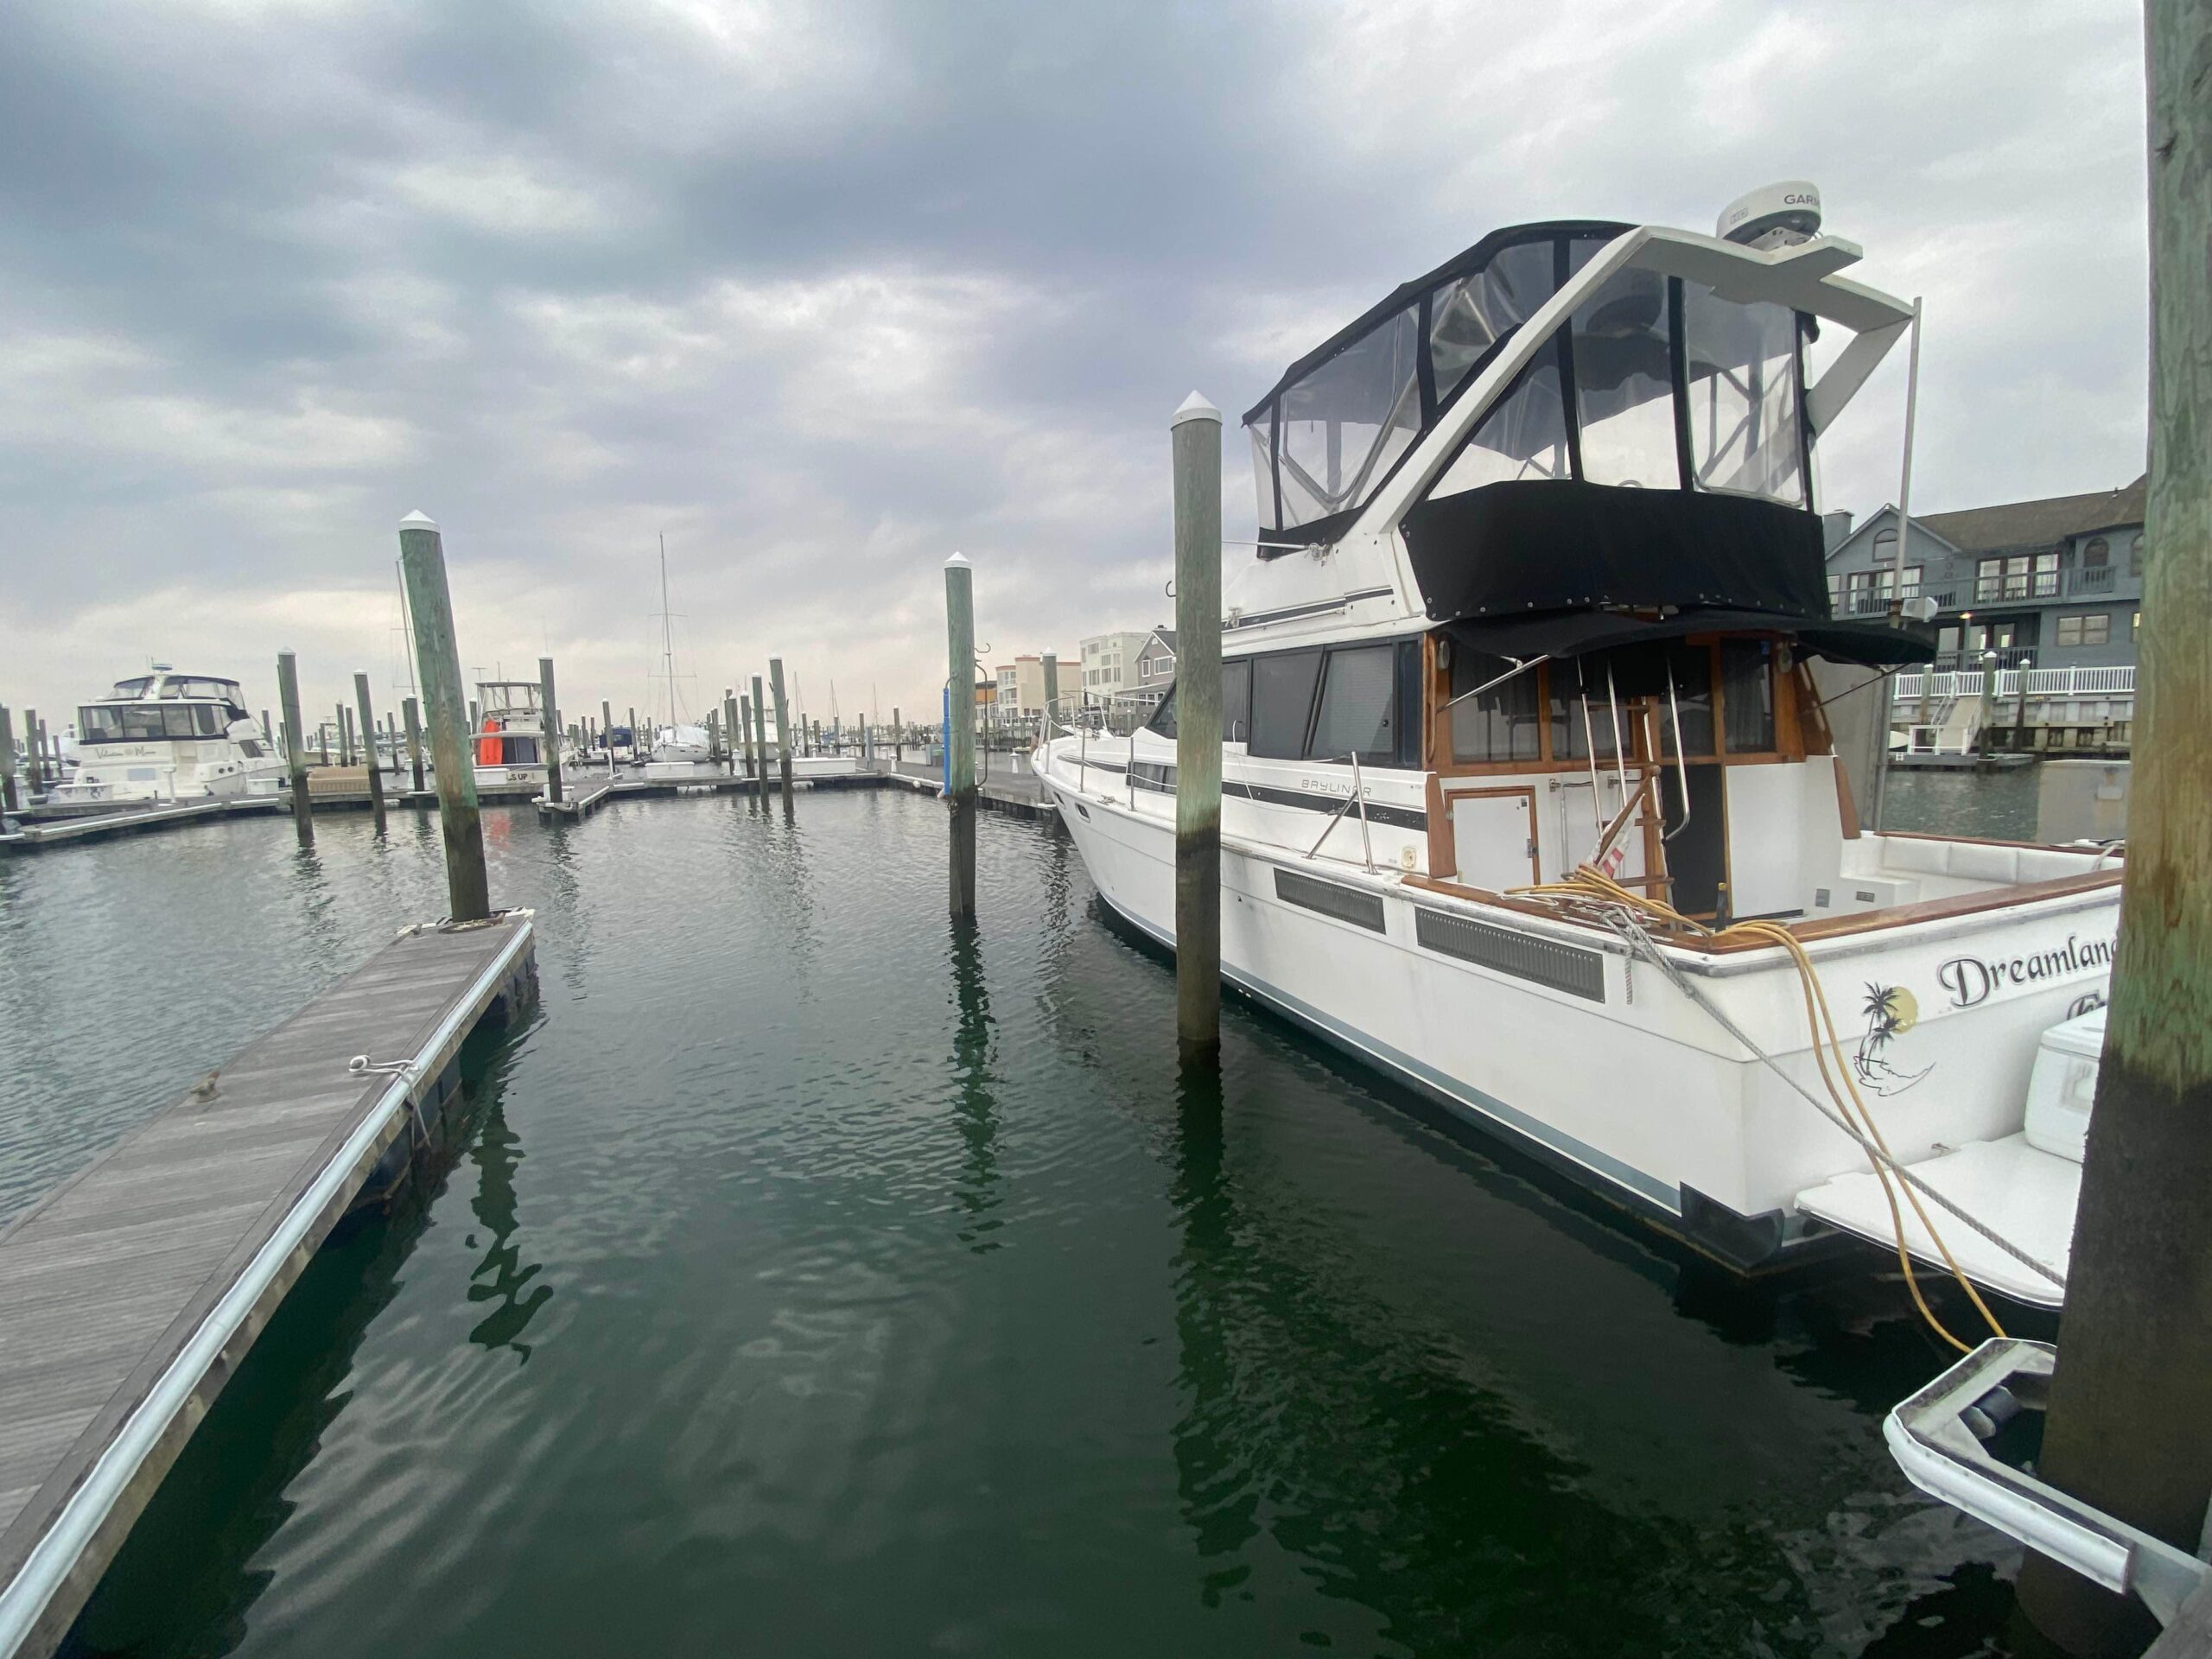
top-left (466, 1100), bottom-right (551, 1362)
top-left (946, 915), bottom-right (1002, 1253)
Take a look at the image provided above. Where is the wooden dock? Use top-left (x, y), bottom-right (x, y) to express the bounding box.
top-left (0, 798), bottom-right (283, 852)
top-left (536, 777), bottom-right (613, 819)
top-left (0, 912), bottom-right (537, 1658)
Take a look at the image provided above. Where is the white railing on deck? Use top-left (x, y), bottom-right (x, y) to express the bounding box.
top-left (1895, 666), bottom-right (2137, 702)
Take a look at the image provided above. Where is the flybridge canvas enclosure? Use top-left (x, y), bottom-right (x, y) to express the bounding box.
top-left (1403, 480), bottom-right (1826, 620)
top-left (1243, 221), bottom-right (1630, 546)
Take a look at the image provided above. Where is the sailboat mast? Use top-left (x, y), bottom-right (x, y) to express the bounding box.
top-left (659, 535), bottom-right (676, 732)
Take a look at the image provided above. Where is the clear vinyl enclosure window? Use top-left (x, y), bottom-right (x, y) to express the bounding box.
top-left (1571, 268), bottom-right (1679, 489)
top-left (1681, 283), bottom-right (1803, 505)
top-left (1277, 306), bottom-right (1422, 531)
top-left (1427, 355), bottom-right (1570, 499)
top-left (1427, 240), bottom-right (1555, 408)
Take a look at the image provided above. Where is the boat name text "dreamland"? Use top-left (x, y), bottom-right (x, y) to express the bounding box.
top-left (1936, 933), bottom-right (2116, 1008)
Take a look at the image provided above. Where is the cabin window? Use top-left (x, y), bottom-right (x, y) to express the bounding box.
top-left (1276, 305), bottom-right (1422, 531)
top-left (78, 707), bottom-right (124, 741)
top-left (1571, 268), bottom-right (1680, 490)
top-left (1448, 649), bottom-right (1541, 764)
top-left (1549, 660), bottom-right (1620, 759)
top-left (1681, 284), bottom-right (1803, 506)
top-left (1249, 651), bottom-right (1323, 760)
top-left (1719, 640), bottom-right (1775, 753)
top-left (1427, 240), bottom-right (1555, 407)
top-left (1428, 353), bottom-right (1571, 498)
top-left (238, 738), bottom-right (264, 758)
top-left (1223, 659), bottom-right (1252, 744)
top-left (193, 705), bottom-right (224, 736)
top-left (1654, 644), bottom-right (1717, 757)
top-left (1309, 645), bottom-right (1399, 766)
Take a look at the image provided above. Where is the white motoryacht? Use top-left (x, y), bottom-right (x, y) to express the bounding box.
top-left (50, 667), bottom-right (288, 808)
top-left (1039, 189), bottom-right (2118, 1306)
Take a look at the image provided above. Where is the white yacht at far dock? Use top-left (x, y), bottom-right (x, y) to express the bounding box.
top-left (50, 667), bottom-right (288, 809)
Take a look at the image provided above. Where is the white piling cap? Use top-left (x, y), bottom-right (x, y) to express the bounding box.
top-left (1171, 391), bottom-right (1221, 429)
top-left (399, 509), bottom-right (440, 532)
top-left (944, 550), bottom-right (970, 569)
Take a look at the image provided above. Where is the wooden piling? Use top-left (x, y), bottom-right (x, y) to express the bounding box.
top-left (538, 657), bottom-right (563, 807)
top-left (21, 709), bottom-right (37, 794)
top-left (276, 651), bottom-right (314, 847)
top-left (724, 690), bottom-right (741, 777)
top-left (750, 677), bottom-right (769, 803)
top-left (403, 696), bottom-right (425, 791)
top-left (1172, 391), bottom-right (1223, 1061)
top-left (353, 671), bottom-right (387, 834)
top-left (2019, 10), bottom-right (2212, 1650)
top-left (601, 700), bottom-right (613, 775)
top-left (398, 512), bottom-right (491, 923)
top-left (769, 658), bottom-right (794, 798)
top-left (893, 707), bottom-right (901, 765)
top-left (944, 554), bottom-right (977, 918)
top-left (0, 706), bottom-right (20, 814)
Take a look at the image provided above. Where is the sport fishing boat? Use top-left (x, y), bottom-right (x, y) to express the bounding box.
top-left (1038, 186), bottom-right (2118, 1306)
top-left (474, 680), bottom-right (552, 789)
top-left (49, 666), bottom-right (288, 809)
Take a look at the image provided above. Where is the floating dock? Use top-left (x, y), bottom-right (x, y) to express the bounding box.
top-left (0, 912), bottom-right (537, 1658)
top-left (0, 798), bottom-right (283, 851)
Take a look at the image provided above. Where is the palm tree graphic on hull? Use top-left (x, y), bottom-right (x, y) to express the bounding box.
top-left (1853, 983), bottom-right (1934, 1096)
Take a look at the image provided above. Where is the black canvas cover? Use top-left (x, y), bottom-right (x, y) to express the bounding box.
top-left (1445, 608), bottom-right (1936, 670)
top-left (1402, 480), bottom-right (1831, 623)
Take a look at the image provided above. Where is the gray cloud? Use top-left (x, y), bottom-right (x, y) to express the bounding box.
top-left (0, 0), bottom-right (2149, 733)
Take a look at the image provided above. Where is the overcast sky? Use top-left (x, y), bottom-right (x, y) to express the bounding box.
top-left (0, 0), bottom-right (2151, 736)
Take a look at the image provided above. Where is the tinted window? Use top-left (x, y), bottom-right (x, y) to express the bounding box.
top-left (1310, 645), bottom-right (1397, 765)
top-left (1656, 644), bottom-right (1716, 757)
top-left (1449, 648), bottom-right (1540, 763)
top-left (1719, 640), bottom-right (1774, 753)
top-left (1146, 685), bottom-right (1178, 739)
top-left (1223, 660), bottom-right (1252, 744)
top-left (1249, 651), bottom-right (1322, 760)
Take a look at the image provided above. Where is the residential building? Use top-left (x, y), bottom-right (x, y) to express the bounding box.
top-left (1078, 631), bottom-right (1151, 703)
top-left (990, 653), bottom-right (1078, 721)
top-left (1824, 476), bottom-right (2145, 751)
top-left (1824, 477), bottom-right (2145, 670)
top-left (1135, 628), bottom-right (1175, 690)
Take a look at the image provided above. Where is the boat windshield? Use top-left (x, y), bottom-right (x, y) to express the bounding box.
top-left (1424, 268), bottom-right (1806, 510)
top-left (79, 703), bottom-right (231, 741)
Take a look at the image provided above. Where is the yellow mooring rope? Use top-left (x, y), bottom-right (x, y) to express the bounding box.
top-left (1510, 865), bottom-right (2008, 1352)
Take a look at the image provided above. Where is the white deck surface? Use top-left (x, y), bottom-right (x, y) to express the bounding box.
top-left (1796, 1133), bottom-right (2076, 1307)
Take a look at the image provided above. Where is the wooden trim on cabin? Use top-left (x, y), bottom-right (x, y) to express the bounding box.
top-left (1424, 769), bottom-right (1453, 879)
top-left (1694, 868), bottom-right (2125, 951)
top-left (1400, 865), bottom-right (2120, 957)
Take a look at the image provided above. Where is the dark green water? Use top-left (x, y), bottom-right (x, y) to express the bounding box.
top-left (1880, 769), bottom-right (2042, 842)
top-left (0, 793), bottom-right (2024, 1656)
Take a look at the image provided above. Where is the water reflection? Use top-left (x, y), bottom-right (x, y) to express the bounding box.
top-left (464, 1046), bottom-right (551, 1363)
top-left (947, 915), bottom-right (1002, 1253)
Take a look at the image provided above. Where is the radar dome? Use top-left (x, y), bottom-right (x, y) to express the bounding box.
top-left (1717, 182), bottom-right (1822, 249)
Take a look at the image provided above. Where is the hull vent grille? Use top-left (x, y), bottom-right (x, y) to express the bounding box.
top-left (1274, 868), bottom-right (1387, 932)
top-left (1414, 907), bottom-right (1605, 1001)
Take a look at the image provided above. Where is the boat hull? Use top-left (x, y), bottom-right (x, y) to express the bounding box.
top-left (1040, 740), bottom-right (2118, 1277)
